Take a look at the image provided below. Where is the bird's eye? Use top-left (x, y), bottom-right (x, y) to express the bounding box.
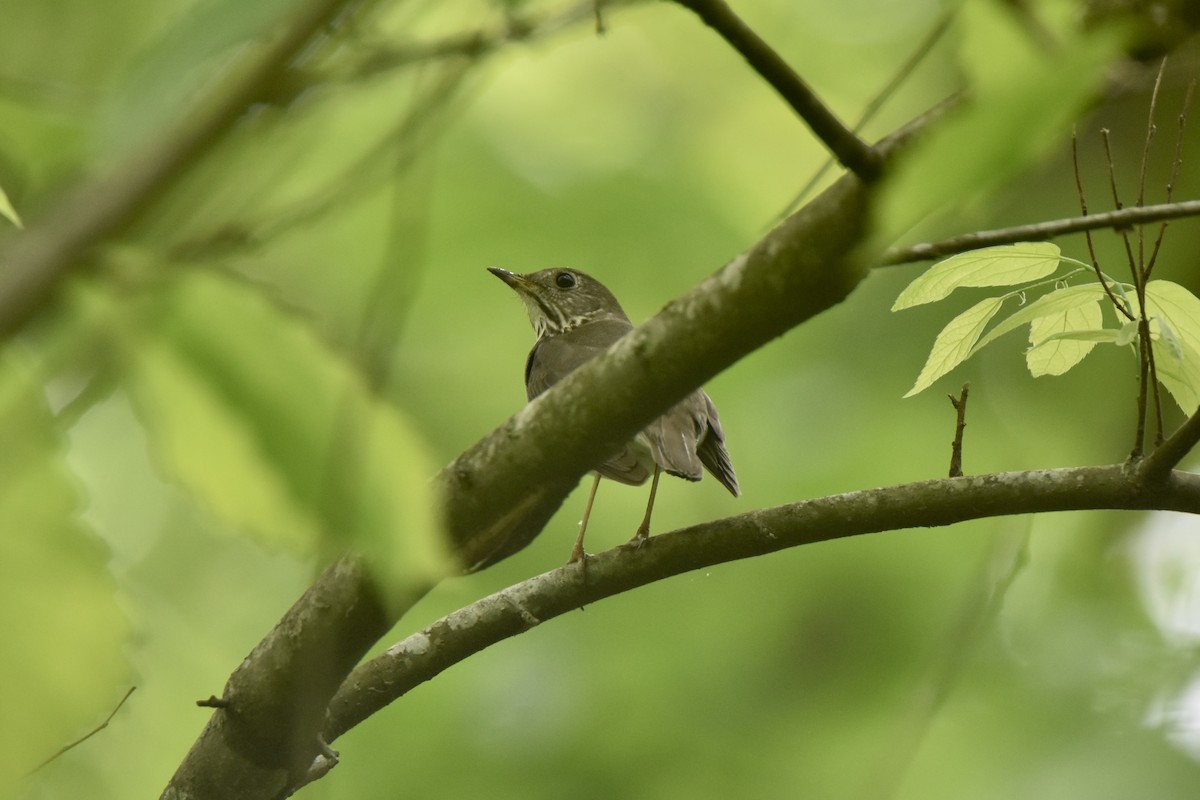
top-left (555, 272), bottom-right (577, 289)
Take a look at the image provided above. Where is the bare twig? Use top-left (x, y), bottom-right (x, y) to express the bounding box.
top-left (1147, 76), bottom-right (1195, 281)
top-left (1071, 130), bottom-right (1135, 320)
top-left (30, 687), bottom-right (136, 773)
top-left (672, 0), bottom-right (882, 181)
top-left (948, 383), bottom-right (969, 478)
top-left (878, 199), bottom-right (1200, 266)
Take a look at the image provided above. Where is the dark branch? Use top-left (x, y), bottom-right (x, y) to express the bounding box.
top-left (671, 0), bottom-right (882, 182)
top-left (319, 465), bottom-right (1200, 755)
top-left (879, 199), bottom-right (1200, 265)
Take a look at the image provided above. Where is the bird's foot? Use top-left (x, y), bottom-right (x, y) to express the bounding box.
top-left (567, 546), bottom-right (591, 582)
top-left (626, 526), bottom-right (650, 551)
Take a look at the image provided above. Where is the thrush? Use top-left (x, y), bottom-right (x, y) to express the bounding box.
top-left (488, 266), bottom-right (739, 563)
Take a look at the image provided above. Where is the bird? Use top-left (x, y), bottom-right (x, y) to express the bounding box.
top-left (488, 266), bottom-right (738, 563)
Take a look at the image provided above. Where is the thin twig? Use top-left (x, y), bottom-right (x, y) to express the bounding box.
top-left (1071, 129), bottom-right (1135, 321)
top-left (1136, 59), bottom-right (1166, 274)
top-left (1101, 129), bottom-right (1140, 287)
top-left (672, 0), bottom-right (882, 181)
top-left (1147, 76), bottom-right (1195, 281)
top-left (878, 199), bottom-right (1200, 266)
top-left (948, 383), bottom-right (969, 478)
top-left (30, 687), bottom-right (136, 773)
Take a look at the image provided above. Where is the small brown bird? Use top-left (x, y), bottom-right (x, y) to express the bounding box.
top-left (488, 266), bottom-right (739, 562)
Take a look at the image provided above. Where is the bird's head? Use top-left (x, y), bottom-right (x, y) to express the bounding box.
top-left (488, 267), bottom-right (630, 338)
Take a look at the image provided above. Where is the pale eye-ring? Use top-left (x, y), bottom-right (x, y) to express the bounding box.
top-left (555, 272), bottom-right (577, 289)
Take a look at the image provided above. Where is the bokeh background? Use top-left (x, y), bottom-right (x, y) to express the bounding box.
top-left (3, 0), bottom-right (1200, 798)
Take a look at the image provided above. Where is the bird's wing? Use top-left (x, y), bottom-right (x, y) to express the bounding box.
top-left (524, 318), bottom-right (649, 485)
top-left (643, 389), bottom-right (739, 496)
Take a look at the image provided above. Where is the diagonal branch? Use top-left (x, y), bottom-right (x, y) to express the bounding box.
top-left (879, 199), bottom-right (1200, 265)
top-left (671, 0), bottom-right (882, 181)
top-left (1140, 408), bottom-right (1200, 483)
top-left (319, 465), bottom-right (1200, 754)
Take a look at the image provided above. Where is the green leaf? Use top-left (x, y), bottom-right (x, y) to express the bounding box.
top-left (0, 183), bottom-right (21, 229)
top-left (1143, 281), bottom-right (1200, 413)
top-left (892, 242), bottom-right (1062, 310)
top-left (0, 355), bottom-right (127, 779)
top-left (115, 272), bottom-right (452, 606)
top-left (905, 296), bottom-right (1005, 397)
top-left (972, 283), bottom-right (1109, 354)
top-left (1026, 300), bottom-right (1103, 377)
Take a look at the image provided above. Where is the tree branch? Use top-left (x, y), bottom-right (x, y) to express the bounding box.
top-left (879, 198), bottom-right (1200, 265)
top-left (1140, 408), bottom-right (1200, 483)
top-left (671, 0), bottom-right (882, 182)
top-left (319, 465), bottom-right (1200, 757)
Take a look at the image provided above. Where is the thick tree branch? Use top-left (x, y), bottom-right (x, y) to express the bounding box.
top-left (880, 199), bottom-right (1200, 265)
top-left (163, 557), bottom-right (395, 798)
top-left (672, 0), bottom-right (882, 181)
top-left (320, 465), bottom-right (1200, 754)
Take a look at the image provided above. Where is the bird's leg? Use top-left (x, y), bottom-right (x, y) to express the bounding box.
top-left (629, 466), bottom-right (661, 549)
top-left (570, 473), bottom-right (602, 564)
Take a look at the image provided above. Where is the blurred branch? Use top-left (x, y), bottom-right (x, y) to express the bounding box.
top-left (317, 465), bottom-right (1200, 759)
top-left (671, 0), bottom-right (882, 181)
top-left (30, 687), bottom-right (136, 773)
top-left (879, 199), bottom-right (1200, 265)
top-left (326, 0), bottom-right (643, 80)
top-left (0, 0), bottom-right (355, 339)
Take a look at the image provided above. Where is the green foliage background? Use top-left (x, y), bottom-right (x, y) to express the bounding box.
top-left (2, 0), bottom-right (1200, 798)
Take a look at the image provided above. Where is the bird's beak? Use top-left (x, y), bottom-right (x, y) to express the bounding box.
top-left (487, 268), bottom-right (525, 291)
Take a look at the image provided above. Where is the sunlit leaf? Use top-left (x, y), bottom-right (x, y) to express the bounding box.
top-left (972, 283), bottom-right (1109, 354)
top-left (1026, 300), bottom-right (1103, 376)
top-left (905, 296), bottom-right (1005, 397)
top-left (1143, 281), bottom-right (1200, 413)
top-left (114, 273), bottom-right (452, 605)
top-left (0, 355), bottom-right (127, 782)
top-left (892, 242), bottom-right (1062, 310)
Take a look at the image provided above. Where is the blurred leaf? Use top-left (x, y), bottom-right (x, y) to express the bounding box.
top-left (892, 243), bottom-right (1062, 310)
top-left (112, 271), bottom-right (451, 605)
top-left (905, 296), bottom-right (1004, 397)
top-left (0, 183), bottom-right (21, 228)
top-left (877, 2), bottom-right (1125, 244)
top-left (0, 355), bottom-right (127, 789)
top-left (1026, 299), bottom-right (1103, 377)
